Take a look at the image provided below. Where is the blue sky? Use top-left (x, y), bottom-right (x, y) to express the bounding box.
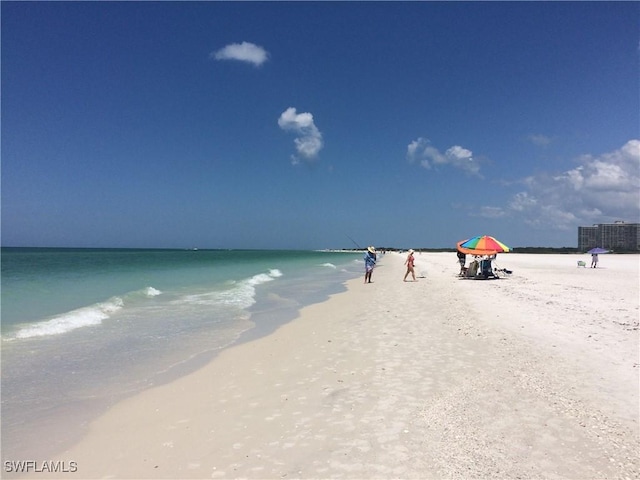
top-left (2, 1), bottom-right (639, 250)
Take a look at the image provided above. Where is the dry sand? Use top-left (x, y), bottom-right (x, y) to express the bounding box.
top-left (18, 252), bottom-right (640, 479)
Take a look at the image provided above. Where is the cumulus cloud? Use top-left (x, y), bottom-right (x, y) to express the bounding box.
top-left (278, 107), bottom-right (324, 165)
top-left (407, 137), bottom-right (480, 176)
top-left (478, 140), bottom-right (640, 230)
top-left (508, 192), bottom-right (538, 212)
top-left (211, 41), bottom-right (269, 67)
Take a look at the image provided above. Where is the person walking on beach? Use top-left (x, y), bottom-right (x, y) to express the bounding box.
top-left (403, 249), bottom-right (416, 282)
top-left (591, 252), bottom-right (599, 268)
top-left (364, 246), bottom-right (377, 283)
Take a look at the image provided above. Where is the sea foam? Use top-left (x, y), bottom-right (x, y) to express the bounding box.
top-left (8, 286), bottom-right (162, 340)
top-left (145, 287), bottom-right (162, 297)
top-left (12, 297), bottom-right (124, 340)
top-left (178, 269), bottom-right (283, 310)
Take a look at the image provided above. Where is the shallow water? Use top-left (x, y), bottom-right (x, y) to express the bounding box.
top-left (1, 248), bottom-right (364, 459)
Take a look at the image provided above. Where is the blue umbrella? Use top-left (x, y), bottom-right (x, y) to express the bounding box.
top-left (587, 247), bottom-right (609, 254)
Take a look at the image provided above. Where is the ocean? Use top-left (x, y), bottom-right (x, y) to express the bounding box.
top-left (1, 247), bottom-right (364, 460)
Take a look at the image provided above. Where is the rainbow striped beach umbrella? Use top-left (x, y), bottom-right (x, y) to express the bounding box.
top-left (457, 235), bottom-right (510, 255)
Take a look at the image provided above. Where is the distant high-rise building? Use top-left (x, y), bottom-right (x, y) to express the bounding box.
top-left (578, 221), bottom-right (640, 251)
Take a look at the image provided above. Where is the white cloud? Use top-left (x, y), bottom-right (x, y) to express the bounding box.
top-left (528, 134), bottom-right (552, 147)
top-left (478, 206), bottom-right (507, 219)
top-left (212, 42), bottom-right (269, 67)
top-left (509, 192), bottom-right (537, 212)
top-left (278, 107), bottom-right (324, 164)
top-left (407, 137), bottom-right (480, 176)
top-left (486, 140), bottom-right (640, 229)
top-left (446, 145), bottom-right (473, 162)
top-left (407, 139), bottom-right (421, 158)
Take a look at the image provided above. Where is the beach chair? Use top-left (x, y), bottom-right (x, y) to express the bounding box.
top-left (493, 267), bottom-right (513, 278)
top-left (477, 259), bottom-right (496, 279)
top-left (577, 260), bottom-right (586, 267)
top-left (465, 260), bottom-right (479, 278)
top-left (492, 259), bottom-right (513, 278)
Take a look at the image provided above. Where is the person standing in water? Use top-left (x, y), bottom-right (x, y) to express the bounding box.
top-left (364, 246), bottom-right (377, 283)
top-left (403, 249), bottom-right (416, 282)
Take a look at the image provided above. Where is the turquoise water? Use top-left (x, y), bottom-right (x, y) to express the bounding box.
top-left (1, 248), bottom-right (363, 459)
top-left (2, 248), bottom-right (364, 336)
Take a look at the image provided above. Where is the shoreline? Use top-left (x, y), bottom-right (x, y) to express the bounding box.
top-left (1, 252), bottom-right (362, 466)
top-left (13, 252), bottom-right (640, 479)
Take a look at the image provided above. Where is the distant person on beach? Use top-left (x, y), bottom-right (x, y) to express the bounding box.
top-left (456, 249), bottom-right (466, 275)
top-left (403, 249), bottom-right (416, 282)
top-left (364, 246), bottom-right (377, 283)
top-left (591, 253), bottom-right (599, 268)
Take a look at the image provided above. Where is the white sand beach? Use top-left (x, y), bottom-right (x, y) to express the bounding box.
top-left (19, 252), bottom-right (639, 479)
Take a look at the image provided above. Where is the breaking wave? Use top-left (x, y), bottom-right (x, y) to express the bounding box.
top-left (175, 269), bottom-right (284, 310)
top-left (6, 287), bottom-right (163, 340)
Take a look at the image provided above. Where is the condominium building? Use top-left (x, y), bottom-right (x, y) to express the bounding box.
top-left (578, 221), bottom-right (640, 252)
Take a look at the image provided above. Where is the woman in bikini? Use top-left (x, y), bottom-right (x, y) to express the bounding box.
top-left (403, 249), bottom-right (416, 282)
